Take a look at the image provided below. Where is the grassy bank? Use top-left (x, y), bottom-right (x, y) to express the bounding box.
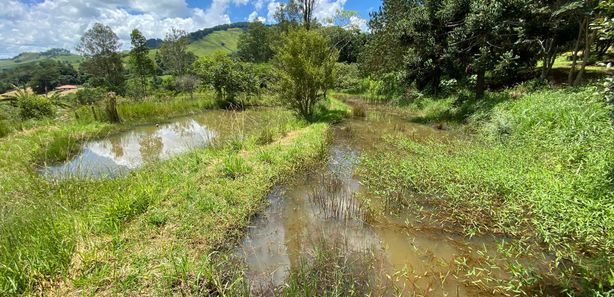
top-left (0, 104), bottom-right (332, 295)
top-left (358, 87), bottom-right (614, 294)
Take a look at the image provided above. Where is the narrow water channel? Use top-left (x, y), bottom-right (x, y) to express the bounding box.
top-left (240, 107), bottom-right (494, 296)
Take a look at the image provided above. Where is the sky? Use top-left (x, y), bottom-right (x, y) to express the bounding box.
top-left (0, 0), bottom-right (382, 59)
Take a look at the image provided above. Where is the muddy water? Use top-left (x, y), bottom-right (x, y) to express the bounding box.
top-left (241, 108), bottom-right (491, 296)
top-left (42, 109), bottom-right (283, 179)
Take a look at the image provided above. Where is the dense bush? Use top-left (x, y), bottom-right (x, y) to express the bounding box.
top-left (193, 53), bottom-right (257, 108)
top-left (16, 93), bottom-right (54, 120)
top-left (74, 87), bottom-right (106, 105)
top-left (364, 72), bottom-right (406, 102)
top-left (334, 63), bottom-right (363, 93)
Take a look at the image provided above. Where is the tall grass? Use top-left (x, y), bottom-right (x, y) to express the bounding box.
top-left (281, 239), bottom-right (397, 296)
top-left (359, 87), bottom-right (614, 294)
top-left (74, 96), bottom-right (216, 124)
top-left (0, 108), bottom-right (329, 294)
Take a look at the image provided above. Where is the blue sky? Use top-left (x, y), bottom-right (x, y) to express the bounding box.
top-left (0, 0), bottom-right (382, 58)
top-left (185, 0), bottom-right (380, 22)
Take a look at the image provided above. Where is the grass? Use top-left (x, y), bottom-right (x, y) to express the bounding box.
top-left (74, 93), bottom-right (217, 124)
top-left (357, 86), bottom-right (614, 294)
top-left (188, 28), bottom-right (243, 56)
top-left (0, 100), bottom-right (332, 295)
top-left (280, 239), bottom-right (398, 296)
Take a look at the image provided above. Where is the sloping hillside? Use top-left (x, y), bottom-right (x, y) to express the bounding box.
top-left (0, 51), bottom-right (83, 71)
top-left (144, 27), bottom-right (244, 60)
top-left (187, 28), bottom-right (243, 56)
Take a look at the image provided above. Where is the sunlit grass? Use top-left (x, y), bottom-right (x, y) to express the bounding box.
top-left (358, 86), bottom-right (614, 294)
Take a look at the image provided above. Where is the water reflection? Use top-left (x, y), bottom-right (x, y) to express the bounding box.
top-left (42, 119), bottom-right (216, 179)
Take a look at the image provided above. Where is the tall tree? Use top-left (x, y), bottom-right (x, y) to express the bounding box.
top-left (450, 0), bottom-right (531, 98)
top-left (274, 28), bottom-right (338, 119)
top-left (300, 0), bottom-right (317, 30)
top-left (275, 0), bottom-right (317, 30)
top-left (159, 28), bottom-right (196, 76)
top-left (568, 0), bottom-right (600, 85)
top-left (128, 29), bottom-right (154, 99)
top-left (237, 21), bottom-right (275, 63)
top-left (77, 23), bottom-right (125, 94)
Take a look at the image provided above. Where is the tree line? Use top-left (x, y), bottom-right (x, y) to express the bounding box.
top-left (362, 0), bottom-right (614, 98)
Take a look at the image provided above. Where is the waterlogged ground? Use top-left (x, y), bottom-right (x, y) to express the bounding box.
top-left (239, 104), bottom-right (549, 296)
top-left (42, 109), bottom-right (287, 179)
top-left (240, 108), bottom-right (465, 294)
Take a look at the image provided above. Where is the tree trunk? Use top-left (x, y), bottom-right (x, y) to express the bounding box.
top-left (574, 20), bottom-right (595, 86)
top-left (569, 19), bottom-right (586, 85)
top-left (476, 69), bottom-right (486, 99)
top-left (541, 38), bottom-right (556, 80)
top-left (106, 92), bottom-right (121, 123)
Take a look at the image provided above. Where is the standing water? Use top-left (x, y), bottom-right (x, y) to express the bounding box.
top-left (42, 109), bottom-right (287, 179)
top-left (240, 106), bottom-right (492, 295)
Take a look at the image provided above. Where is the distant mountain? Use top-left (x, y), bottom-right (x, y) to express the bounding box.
top-left (0, 48), bottom-right (83, 71)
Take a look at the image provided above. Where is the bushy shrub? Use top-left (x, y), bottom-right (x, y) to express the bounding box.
top-left (194, 53), bottom-right (257, 108)
top-left (335, 63), bottom-right (363, 93)
top-left (365, 72), bottom-right (406, 102)
top-left (75, 87), bottom-right (106, 105)
top-left (17, 93), bottom-right (54, 120)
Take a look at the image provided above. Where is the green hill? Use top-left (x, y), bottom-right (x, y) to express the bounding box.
top-left (145, 28), bottom-right (244, 59)
top-left (0, 51), bottom-right (83, 71)
top-left (187, 28), bottom-right (243, 56)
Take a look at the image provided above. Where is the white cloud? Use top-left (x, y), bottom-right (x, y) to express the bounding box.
top-left (248, 11), bottom-right (258, 21)
top-left (0, 0), bottom-right (249, 58)
top-left (254, 0), bottom-right (266, 10)
top-left (313, 0), bottom-right (347, 24)
top-left (348, 15), bottom-right (368, 32)
top-left (0, 0), bottom-right (363, 58)
top-left (266, 1), bottom-right (281, 24)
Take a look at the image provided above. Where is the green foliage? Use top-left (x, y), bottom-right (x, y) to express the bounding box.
top-left (77, 23), bottom-right (125, 94)
top-left (74, 87), bottom-right (106, 105)
top-left (159, 28), bottom-right (196, 76)
top-left (320, 26), bottom-right (367, 63)
top-left (12, 92), bottom-right (55, 120)
top-left (364, 72), bottom-right (406, 102)
top-left (237, 21), bottom-right (275, 63)
top-left (194, 53), bottom-right (256, 108)
top-left (274, 28), bottom-right (339, 119)
top-left (334, 63), bottom-right (362, 93)
top-left (128, 29), bottom-right (155, 100)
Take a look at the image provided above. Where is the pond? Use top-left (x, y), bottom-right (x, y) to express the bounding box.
top-left (41, 109), bottom-right (288, 179)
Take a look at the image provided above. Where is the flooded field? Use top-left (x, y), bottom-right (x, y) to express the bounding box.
top-left (41, 109), bottom-right (288, 179)
top-left (239, 107), bottom-right (494, 295)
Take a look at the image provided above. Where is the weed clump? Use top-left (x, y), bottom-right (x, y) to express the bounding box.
top-left (223, 156), bottom-right (251, 179)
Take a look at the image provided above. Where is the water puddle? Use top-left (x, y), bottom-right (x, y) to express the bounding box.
top-left (42, 109), bottom-right (286, 179)
top-left (240, 109), bottom-right (489, 295)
